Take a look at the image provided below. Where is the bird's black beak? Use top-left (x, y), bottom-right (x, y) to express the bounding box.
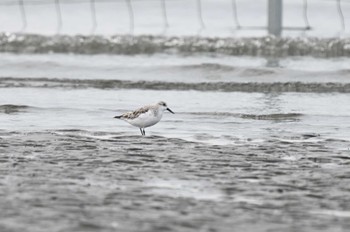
top-left (167, 108), bottom-right (175, 114)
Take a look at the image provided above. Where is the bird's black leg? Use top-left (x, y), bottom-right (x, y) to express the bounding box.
top-left (139, 128), bottom-right (144, 136)
top-left (143, 129), bottom-right (146, 136)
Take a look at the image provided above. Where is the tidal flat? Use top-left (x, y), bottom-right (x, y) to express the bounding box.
top-left (1, 130), bottom-right (350, 232)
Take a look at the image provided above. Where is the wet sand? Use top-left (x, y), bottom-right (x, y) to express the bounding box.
top-left (1, 130), bottom-right (350, 232)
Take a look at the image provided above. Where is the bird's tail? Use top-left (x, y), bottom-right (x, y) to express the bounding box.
top-left (114, 115), bottom-right (123, 119)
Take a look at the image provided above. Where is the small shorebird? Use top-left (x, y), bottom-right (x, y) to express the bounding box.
top-left (114, 101), bottom-right (174, 136)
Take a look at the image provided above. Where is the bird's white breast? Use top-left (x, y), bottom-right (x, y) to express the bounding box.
top-left (125, 109), bottom-right (163, 128)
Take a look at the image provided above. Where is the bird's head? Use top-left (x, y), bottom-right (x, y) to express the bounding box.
top-left (157, 101), bottom-right (174, 114)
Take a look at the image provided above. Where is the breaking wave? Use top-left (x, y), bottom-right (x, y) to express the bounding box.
top-left (1, 33), bottom-right (350, 57)
top-left (1, 77), bottom-right (350, 93)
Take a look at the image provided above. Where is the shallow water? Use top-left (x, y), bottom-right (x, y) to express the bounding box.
top-left (1, 34), bottom-right (350, 231)
top-left (1, 87), bottom-right (350, 144)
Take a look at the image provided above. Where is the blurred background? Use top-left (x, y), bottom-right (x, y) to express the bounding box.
top-left (0, 0), bottom-right (349, 37)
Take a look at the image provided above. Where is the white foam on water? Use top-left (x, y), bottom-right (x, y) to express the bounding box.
top-left (143, 178), bottom-right (224, 201)
top-left (310, 210), bottom-right (350, 218)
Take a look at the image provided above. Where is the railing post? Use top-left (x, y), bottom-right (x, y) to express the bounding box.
top-left (268, 0), bottom-right (283, 37)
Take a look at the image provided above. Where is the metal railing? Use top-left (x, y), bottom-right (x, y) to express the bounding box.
top-left (0, 0), bottom-right (348, 36)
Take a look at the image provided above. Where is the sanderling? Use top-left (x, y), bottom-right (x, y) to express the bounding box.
top-left (114, 101), bottom-right (174, 136)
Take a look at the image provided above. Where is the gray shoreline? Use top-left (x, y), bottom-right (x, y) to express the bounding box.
top-left (1, 131), bottom-right (350, 232)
